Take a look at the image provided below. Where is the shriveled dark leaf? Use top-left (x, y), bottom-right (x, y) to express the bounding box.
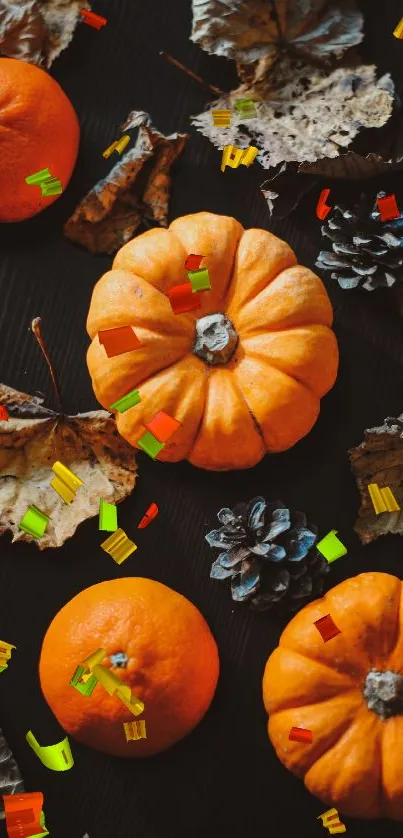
top-left (262, 97), bottom-right (403, 217)
top-left (0, 0), bottom-right (87, 68)
top-left (64, 111), bottom-right (188, 255)
top-left (0, 383), bottom-right (137, 549)
top-left (191, 0), bottom-right (363, 66)
top-left (349, 415), bottom-right (403, 544)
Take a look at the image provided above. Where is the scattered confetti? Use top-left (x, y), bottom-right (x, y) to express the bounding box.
top-left (79, 9), bottom-right (107, 29)
top-left (317, 807), bottom-right (346, 833)
top-left (316, 530), bottom-right (347, 564)
top-left (19, 505), bottom-right (49, 539)
top-left (145, 411), bottom-right (181, 443)
top-left (3, 792), bottom-right (48, 838)
top-left (376, 193), bottom-right (400, 221)
top-left (99, 498), bottom-right (118, 531)
top-left (212, 109), bottom-right (231, 126)
top-left (50, 461), bottom-right (83, 505)
top-left (138, 502), bottom-right (159, 528)
top-left (316, 188), bottom-right (332, 220)
top-left (288, 726), bottom-right (312, 743)
top-left (168, 281), bottom-right (201, 314)
top-left (123, 720), bottom-right (147, 741)
top-left (314, 614), bottom-right (341, 642)
top-left (0, 641), bottom-right (16, 673)
top-left (188, 267), bottom-right (211, 292)
top-left (137, 431), bottom-right (165, 460)
top-left (101, 528), bottom-right (137, 564)
top-left (109, 388), bottom-right (141, 413)
top-left (26, 731), bottom-right (74, 771)
top-left (98, 325), bottom-right (142, 357)
top-left (102, 134), bottom-right (131, 158)
top-left (184, 254), bottom-right (204, 270)
top-left (393, 17), bottom-right (403, 38)
top-left (368, 483), bottom-right (400, 514)
top-left (221, 144), bottom-right (259, 171)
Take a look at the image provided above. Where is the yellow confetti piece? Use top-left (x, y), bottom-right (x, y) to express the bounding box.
top-left (368, 483), bottom-right (388, 514)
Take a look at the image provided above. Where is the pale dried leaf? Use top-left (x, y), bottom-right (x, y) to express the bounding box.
top-left (191, 58), bottom-right (394, 170)
top-left (349, 416), bottom-right (403, 544)
top-left (0, 384), bottom-right (137, 550)
top-left (0, 0), bottom-right (88, 68)
top-left (191, 0), bottom-right (363, 65)
top-left (64, 111), bottom-right (188, 255)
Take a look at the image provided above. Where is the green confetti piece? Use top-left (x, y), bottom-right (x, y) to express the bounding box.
top-left (110, 388), bottom-right (140, 413)
top-left (137, 431), bottom-right (165, 460)
top-left (69, 665), bottom-right (99, 697)
top-left (188, 268), bottom-right (211, 292)
top-left (99, 498), bottom-right (118, 532)
top-left (19, 505), bottom-right (49, 539)
top-left (316, 529), bottom-right (347, 564)
top-left (25, 168), bottom-right (52, 185)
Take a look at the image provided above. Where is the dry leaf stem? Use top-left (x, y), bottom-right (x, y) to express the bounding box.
top-left (159, 51), bottom-right (225, 96)
top-left (31, 317), bottom-right (64, 414)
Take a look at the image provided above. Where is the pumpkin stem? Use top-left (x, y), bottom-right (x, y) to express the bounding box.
top-left (364, 669), bottom-right (403, 719)
top-left (109, 652), bottom-right (128, 668)
top-left (193, 313), bottom-right (238, 366)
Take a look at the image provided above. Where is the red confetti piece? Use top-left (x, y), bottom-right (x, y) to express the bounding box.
top-left (138, 502), bottom-right (159, 529)
top-left (314, 614), bottom-right (341, 642)
top-left (0, 405), bottom-right (8, 421)
top-left (145, 411), bottom-right (181, 443)
top-left (288, 726), bottom-right (313, 743)
top-left (376, 194), bottom-right (400, 222)
top-left (316, 188), bottom-right (332, 221)
top-left (98, 325), bottom-right (142, 357)
top-left (185, 254), bottom-right (204, 270)
top-left (168, 282), bottom-right (201, 315)
top-left (79, 9), bottom-right (107, 29)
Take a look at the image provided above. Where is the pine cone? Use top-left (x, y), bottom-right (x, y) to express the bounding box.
top-left (0, 727), bottom-right (24, 819)
top-left (205, 497), bottom-right (329, 614)
top-left (316, 192), bottom-right (403, 291)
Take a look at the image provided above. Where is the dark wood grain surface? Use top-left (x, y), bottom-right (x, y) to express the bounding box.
top-left (2, 1), bottom-right (403, 836)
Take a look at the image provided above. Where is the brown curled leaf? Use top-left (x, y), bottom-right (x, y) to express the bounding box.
top-left (64, 111), bottom-right (188, 255)
top-left (349, 416), bottom-right (403, 544)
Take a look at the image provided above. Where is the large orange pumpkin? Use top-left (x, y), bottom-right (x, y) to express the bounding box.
top-left (86, 212), bottom-right (338, 470)
top-left (263, 572), bottom-right (403, 820)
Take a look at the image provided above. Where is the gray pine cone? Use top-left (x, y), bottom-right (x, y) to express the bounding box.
top-left (0, 727), bottom-right (24, 819)
top-left (316, 192), bottom-right (403, 291)
top-left (206, 497), bottom-right (329, 614)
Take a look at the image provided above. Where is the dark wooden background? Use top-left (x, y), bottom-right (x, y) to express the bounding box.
top-left (2, 1), bottom-right (403, 836)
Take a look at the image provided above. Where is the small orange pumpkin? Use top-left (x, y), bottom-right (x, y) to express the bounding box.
top-left (86, 212), bottom-right (338, 470)
top-left (263, 572), bottom-right (403, 820)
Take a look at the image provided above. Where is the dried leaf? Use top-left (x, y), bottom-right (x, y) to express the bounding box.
top-left (191, 0), bottom-right (363, 66)
top-left (349, 416), bottom-right (403, 544)
top-left (260, 103), bottom-right (403, 218)
top-left (0, 383), bottom-right (137, 550)
top-left (0, 0), bottom-right (88, 68)
top-left (0, 728), bottom-right (24, 817)
top-left (64, 111), bottom-right (188, 255)
top-left (192, 58), bottom-right (394, 171)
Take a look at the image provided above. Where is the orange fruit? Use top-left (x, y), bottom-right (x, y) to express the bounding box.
top-left (39, 578), bottom-right (219, 758)
top-left (0, 58), bottom-right (80, 222)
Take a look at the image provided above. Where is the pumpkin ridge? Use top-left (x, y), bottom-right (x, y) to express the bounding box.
top-left (235, 362), bottom-right (319, 453)
top-left (189, 369), bottom-right (265, 461)
top-left (272, 691), bottom-right (361, 775)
